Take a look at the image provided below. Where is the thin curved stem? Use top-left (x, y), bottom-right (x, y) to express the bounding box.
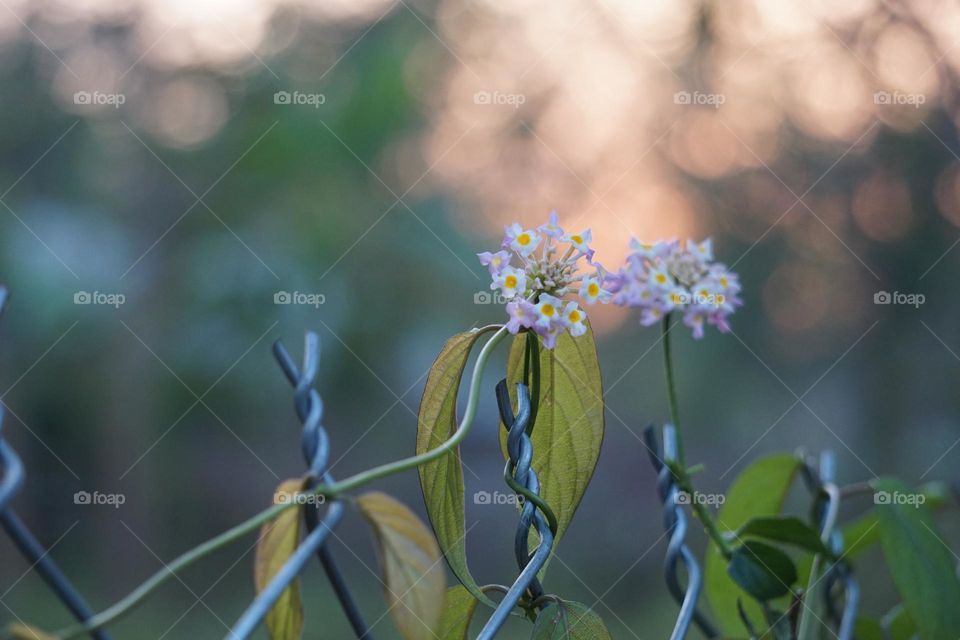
top-left (660, 315), bottom-right (734, 558)
top-left (56, 324), bottom-right (509, 638)
top-left (56, 501), bottom-right (291, 638)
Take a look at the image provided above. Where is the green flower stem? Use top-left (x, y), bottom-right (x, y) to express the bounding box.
top-left (661, 314), bottom-right (734, 559)
top-left (661, 314), bottom-right (683, 464)
top-left (57, 324), bottom-right (510, 639)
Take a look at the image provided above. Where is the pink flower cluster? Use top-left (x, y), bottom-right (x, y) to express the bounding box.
top-left (607, 238), bottom-right (742, 338)
top-left (477, 212), bottom-right (610, 348)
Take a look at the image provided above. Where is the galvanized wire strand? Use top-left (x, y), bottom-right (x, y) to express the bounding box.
top-left (0, 287), bottom-right (112, 640)
top-left (475, 381), bottom-right (555, 640)
top-left (273, 333), bottom-right (373, 640)
top-left (803, 451), bottom-right (858, 640)
top-left (643, 424), bottom-right (718, 640)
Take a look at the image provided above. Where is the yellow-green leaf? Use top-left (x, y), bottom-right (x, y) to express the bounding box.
top-left (501, 322), bottom-right (604, 566)
top-left (6, 623), bottom-right (58, 639)
top-left (416, 328), bottom-right (496, 605)
top-left (254, 478), bottom-right (305, 640)
top-left (531, 600), bottom-right (612, 639)
top-left (704, 454), bottom-right (801, 635)
top-left (437, 585), bottom-right (480, 639)
top-left (358, 492), bottom-right (446, 640)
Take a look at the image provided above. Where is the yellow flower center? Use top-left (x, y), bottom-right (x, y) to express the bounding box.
top-left (587, 282), bottom-right (600, 297)
top-left (517, 233), bottom-right (531, 246)
top-left (655, 274), bottom-right (667, 284)
top-left (568, 310), bottom-right (581, 323)
top-left (504, 275), bottom-right (518, 289)
top-left (571, 234), bottom-right (583, 244)
top-left (541, 304), bottom-right (555, 317)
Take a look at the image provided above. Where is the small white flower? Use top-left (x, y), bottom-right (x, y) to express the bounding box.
top-left (505, 223), bottom-right (541, 256)
top-left (562, 301), bottom-right (587, 337)
top-left (535, 294), bottom-right (563, 329)
top-left (579, 277), bottom-right (612, 304)
top-left (492, 266), bottom-right (526, 298)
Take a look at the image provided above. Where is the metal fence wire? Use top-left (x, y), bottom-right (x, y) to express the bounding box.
top-left (644, 424), bottom-right (860, 640)
top-left (0, 283), bottom-right (857, 639)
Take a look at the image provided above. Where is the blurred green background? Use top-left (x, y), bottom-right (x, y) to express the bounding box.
top-left (1, 0), bottom-right (959, 637)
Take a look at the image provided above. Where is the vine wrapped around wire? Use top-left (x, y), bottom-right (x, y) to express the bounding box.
top-left (801, 450), bottom-right (858, 640)
top-left (475, 381), bottom-right (556, 639)
top-left (644, 424), bottom-right (718, 640)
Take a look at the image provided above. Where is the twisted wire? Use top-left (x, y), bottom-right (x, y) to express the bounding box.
top-left (475, 381), bottom-right (555, 640)
top-left (803, 451), bottom-right (858, 640)
top-left (643, 424), bottom-right (718, 640)
top-left (227, 332), bottom-right (372, 639)
top-left (0, 287), bottom-right (112, 640)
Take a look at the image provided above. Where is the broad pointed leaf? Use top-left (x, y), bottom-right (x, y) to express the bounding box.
top-left (254, 478), bottom-right (306, 640)
top-left (501, 323), bottom-right (604, 562)
top-left (737, 516), bottom-right (828, 554)
top-left (704, 453), bottom-right (801, 635)
top-left (416, 328), bottom-right (496, 605)
top-left (874, 478), bottom-right (960, 640)
top-left (358, 492), bottom-right (446, 640)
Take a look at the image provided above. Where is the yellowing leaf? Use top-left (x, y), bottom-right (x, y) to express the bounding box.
top-left (358, 492), bottom-right (446, 640)
top-left (254, 478), bottom-right (305, 640)
top-left (437, 585), bottom-right (480, 639)
top-left (416, 328), bottom-right (495, 605)
top-left (6, 623), bottom-right (58, 640)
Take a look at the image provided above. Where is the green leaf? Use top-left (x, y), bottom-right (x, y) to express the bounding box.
top-left (436, 586), bottom-right (480, 640)
top-left (705, 453), bottom-right (801, 635)
top-left (416, 328), bottom-right (495, 605)
top-left (254, 479), bottom-right (305, 640)
top-left (531, 600), bottom-right (612, 639)
top-left (737, 516), bottom-right (828, 554)
top-left (727, 540), bottom-right (797, 601)
top-left (883, 604), bottom-right (917, 640)
top-left (501, 323), bottom-right (605, 563)
top-left (358, 492), bottom-right (446, 640)
top-left (837, 481), bottom-right (948, 560)
top-left (852, 617), bottom-right (883, 640)
top-left (874, 477), bottom-right (960, 640)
